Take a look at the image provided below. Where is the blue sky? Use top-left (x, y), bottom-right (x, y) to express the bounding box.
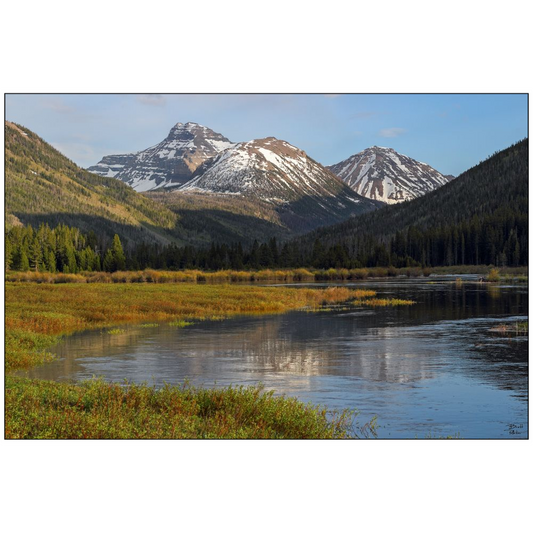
top-left (5, 94), bottom-right (528, 176)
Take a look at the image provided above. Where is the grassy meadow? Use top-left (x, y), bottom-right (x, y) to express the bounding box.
top-left (5, 282), bottom-right (406, 439)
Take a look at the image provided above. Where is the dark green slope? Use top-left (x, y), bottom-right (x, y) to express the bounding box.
top-left (144, 190), bottom-right (293, 246)
top-left (5, 121), bottom-right (179, 246)
top-left (295, 139), bottom-right (528, 267)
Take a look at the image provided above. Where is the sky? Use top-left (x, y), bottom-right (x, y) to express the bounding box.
top-left (5, 93), bottom-right (528, 177)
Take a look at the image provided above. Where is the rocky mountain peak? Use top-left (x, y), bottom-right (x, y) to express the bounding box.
top-left (179, 136), bottom-right (381, 232)
top-left (87, 122), bottom-right (234, 191)
top-left (328, 146), bottom-right (453, 204)
top-left (167, 122), bottom-right (204, 136)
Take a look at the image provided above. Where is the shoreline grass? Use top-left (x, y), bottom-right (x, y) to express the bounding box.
top-left (107, 328), bottom-right (126, 335)
top-left (5, 265), bottom-right (527, 285)
top-left (352, 297), bottom-right (415, 307)
top-left (5, 282), bottom-right (394, 439)
top-left (5, 377), bottom-right (365, 439)
top-left (168, 320), bottom-right (193, 327)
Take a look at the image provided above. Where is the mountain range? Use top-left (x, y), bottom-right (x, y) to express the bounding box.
top-left (84, 121), bottom-right (462, 240)
top-left (5, 122), bottom-right (376, 245)
top-left (89, 122), bottom-right (452, 206)
top-left (88, 122), bottom-right (393, 237)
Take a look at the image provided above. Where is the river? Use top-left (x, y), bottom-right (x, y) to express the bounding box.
top-left (18, 276), bottom-right (528, 438)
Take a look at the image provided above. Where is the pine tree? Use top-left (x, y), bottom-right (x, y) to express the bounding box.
top-left (103, 249), bottom-right (115, 272)
top-left (268, 237), bottom-right (279, 265)
top-left (29, 237), bottom-right (43, 271)
top-left (5, 239), bottom-right (13, 271)
top-left (249, 240), bottom-right (260, 269)
top-left (112, 234), bottom-right (126, 271)
top-left (19, 250), bottom-right (30, 271)
top-left (65, 245), bottom-right (77, 273)
top-left (259, 243), bottom-right (273, 267)
top-left (46, 250), bottom-right (57, 273)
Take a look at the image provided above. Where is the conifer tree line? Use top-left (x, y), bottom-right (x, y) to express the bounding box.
top-left (4, 213), bottom-right (527, 273)
top-left (5, 224), bottom-right (126, 273)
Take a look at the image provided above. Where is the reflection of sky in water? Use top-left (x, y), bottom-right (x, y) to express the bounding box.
top-left (18, 279), bottom-right (528, 438)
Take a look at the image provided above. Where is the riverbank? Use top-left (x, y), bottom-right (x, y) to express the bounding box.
top-left (5, 265), bottom-right (527, 284)
top-left (5, 282), bottom-right (394, 439)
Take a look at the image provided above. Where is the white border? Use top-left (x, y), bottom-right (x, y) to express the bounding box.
top-left (2, 1), bottom-right (531, 532)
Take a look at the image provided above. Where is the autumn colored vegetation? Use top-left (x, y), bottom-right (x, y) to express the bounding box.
top-left (5, 282), bottom-right (389, 439)
top-left (6, 265), bottom-right (527, 285)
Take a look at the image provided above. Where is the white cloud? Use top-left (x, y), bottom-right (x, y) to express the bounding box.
top-left (136, 94), bottom-right (167, 107)
top-left (379, 127), bottom-right (407, 138)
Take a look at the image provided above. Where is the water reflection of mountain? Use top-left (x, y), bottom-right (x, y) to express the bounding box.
top-left (19, 282), bottom-right (527, 399)
top-left (174, 317), bottom-right (436, 384)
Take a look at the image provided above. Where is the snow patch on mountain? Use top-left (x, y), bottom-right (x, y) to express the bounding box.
top-left (87, 122), bottom-right (234, 191)
top-left (328, 146), bottom-right (453, 204)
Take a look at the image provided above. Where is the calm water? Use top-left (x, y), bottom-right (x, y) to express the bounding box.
top-left (19, 276), bottom-right (528, 438)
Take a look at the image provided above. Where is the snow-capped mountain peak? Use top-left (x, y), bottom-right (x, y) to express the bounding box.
top-left (87, 122), bottom-right (234, 191)
top-left (181, 137), bottom-right (337, 200)
top-left (328, 146), bottom-right (453, 204)
top-left (179, 136), bottom-right (381, 230)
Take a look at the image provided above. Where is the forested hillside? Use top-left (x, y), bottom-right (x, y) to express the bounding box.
top-left (5, 121), bottom-right (178, 247)
top-left (294, 139), bottom-right (528, 268)
top-left (145, 190), bottom-right (292, 246)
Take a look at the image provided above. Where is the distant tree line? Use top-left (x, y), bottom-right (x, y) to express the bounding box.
top-left (306, 207), bottom-right (527, 269)
top-left (5, 211), bottom-right (527, 274)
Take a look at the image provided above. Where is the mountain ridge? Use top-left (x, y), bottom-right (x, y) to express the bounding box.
top-left (88, 122), bottom-right (234, 191)
top-left (328, 145), bottom-right (453, 204)
top-left (178, 136), bottom-right (382, 232)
